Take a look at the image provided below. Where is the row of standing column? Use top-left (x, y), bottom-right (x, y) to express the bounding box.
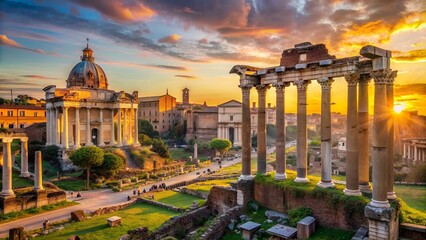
top-left (403, 144), bottom-right (426, 164)
top-left (238, 69), bottom-right (397, 204)
top-left (46, 107), bottom-right (139, 148)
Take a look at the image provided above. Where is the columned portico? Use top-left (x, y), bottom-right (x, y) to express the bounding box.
top-left (1, 138), bottom-right (15, 197)
top-left (19, 137), bottom-right (30, 177)
top-left (240, 85), bottom-right (253, 180)
top-left (317, 77), bottom-right (335, 188)
top-left (274, 82), bottom-right (289, 180)
top-left (294, 80), bottom-right (310, 183)
top-left (344, 73), bottom-right (361, 196)
top-left (358, 75), bottom-right (371, 192)
top-left (256, 84), bottom-right (270, 175)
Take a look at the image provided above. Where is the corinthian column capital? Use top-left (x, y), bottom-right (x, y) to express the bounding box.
top-left (359, 74), bottom-right (372, 84)
top-left (293, 80), bottom-right (310, 90)
top-left (345, 73), bottom-right (359, 86)
top-left (239, 84), bottom-right (253, 93)
top-left (255, 84), bottom-right (271, 95)
top-left (371, 69), bottom-right (397, 85)
top-left (317, 77), bottom-right (334, 90)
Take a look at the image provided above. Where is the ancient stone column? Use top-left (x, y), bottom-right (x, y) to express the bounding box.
top-left (34, 151), bottom-right (44, 191)
top-left (358, 75), bottom-right (371, 192)
top-left (46, 108), bottom-right (51, 145)
top-left (111, 109), bottom-right (116, 145)
top-left (1, 138), bottom-right (15, 197)
top-left (194, 143), bottom-right (198, 160)
top-left (274, 82), bottom-right (288, 180)
top-left (20, 137), bottom-right (30, 177)
top-left (86, 108), bottom-right (92, 146)
top-left (134, 108), bottom-right (140, 145)
top-left (256, 84), bottom-right (270, 175)
top-left (239, 85), bottom-right (253, 180)
top-left (99, 109), bottom-right (105, 146)
top-left (117, 109), bottom-right (122, 147)
top-left (54, 107), bottom-right (59, 145)
top-left (123, 109), bottom-right (128, 145)
top-left (317, 77), bottom-right (335, 188)
top-left (75, 107), bottom-right (81, 149)
top-left (370, 69), bottom-right (397, 208)
top-left (63, 107), bottom-right (69, 149)
top-left (344, 73), bottom-right (361, 196)
top-left (294, 80), bottom-right (310, 183)
top-left (128, 109), bottom-right (133, 143)
top-left (386, 74), bottom-right (397, 199)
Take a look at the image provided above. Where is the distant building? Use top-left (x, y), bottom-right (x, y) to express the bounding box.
top-left (0, 104), bottom-right (46, 129)
top-left (138, 92), bottom-right (178, 133)
top-left (186, 105), bottom-right (218, 141)
top-left (401, 138), bottom-right (426, 165)
top-left (218, 100), bottom-right (243, 146)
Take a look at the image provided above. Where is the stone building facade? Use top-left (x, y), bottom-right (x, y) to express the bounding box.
top-left (0, 105), bottom-right (46, 129)
top-left (138, 93), bottom-right (178, 133)
top-left (43, 45), bottom-right (139, 149)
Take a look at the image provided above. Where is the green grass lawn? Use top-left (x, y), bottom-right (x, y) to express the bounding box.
top-left (0, 170), bottom-right (33, 191)
top-left (170, 148), bottom-right (208, 161)
top-left (185, 179), bottom-right (237, 193)
top-left (394, 184), bottom-right (426, 212)
top-left (52, 178), bottom-right (101, 191)
top-left (142, 190), bottom-right (204, 209)
top-left (35, 202), bottom-right (177, 240)
top-left (311, 172), bottom-right (347, 181)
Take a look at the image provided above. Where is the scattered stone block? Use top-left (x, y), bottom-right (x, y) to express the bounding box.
top-left (107, 216), bottom-right (122, 227)
top-left (297, 216), bottom-right (316, 239)
top-left (248, 201), bottom-right (259, 211)
top-left (265, 210), bottom-right (288, 221)
top-left (71, 210), bottom-right (86, 222)
top-left (352, 226), bottom-right (368, 240)
top-left (9, 227), bottom-right (24, 240)
top-left (238, 221), bottom-right (261, 240)
top-left (267, 224), bottom-right (297, 239)
top-left (239, 214), bottom-right (248, 221)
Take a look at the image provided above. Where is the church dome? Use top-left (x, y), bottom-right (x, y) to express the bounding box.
top-left (66, 45), bottom-right (108, 89)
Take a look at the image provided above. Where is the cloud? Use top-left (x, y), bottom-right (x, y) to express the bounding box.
top-left (394, 84), bottom-right (426, 96)
top-left (100, 61), bottom-right (188, 71)
top-left (175, 75), bottom-right (197, 79)
top-left (158, 34), bottom-right (181, 44)
top-left (0, 34), bottom-right (58, 55)
top-left (393, 49), bottom-right (426, 62)
top-left (198, 38), bottom-right (209, 44)
top-left (0, 78), bottom-right (41, 86)
top-left (71, 0), bottom-right (155, 23)
top-left (20, 75), bottom-right (60, 80)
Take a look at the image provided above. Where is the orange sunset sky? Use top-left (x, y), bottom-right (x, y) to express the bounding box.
top-left (0, 0), bottom-right (425, 115)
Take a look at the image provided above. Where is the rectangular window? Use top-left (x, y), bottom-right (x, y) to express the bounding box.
top-left (230, 116), bottom-right (233, 121)
top-left (7, 111), bottom-right (13, 116)
top-left (19, 111), bottom-right (25, 116)
top-left (299, 53), bottom-right (307, 62)
top-left (34, 112), bottom-right (38, 117)
top-left (8, 124), bottom-right (14, 129)
top-left (20, 124), bottom-right (25, 128)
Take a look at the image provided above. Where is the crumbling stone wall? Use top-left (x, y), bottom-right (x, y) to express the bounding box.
top-left (254, 182), bottom-right (367, 230)
top-left (206, 186), bottom-right (237, 215)
top-left (196, 206), bottom-right (244, 240)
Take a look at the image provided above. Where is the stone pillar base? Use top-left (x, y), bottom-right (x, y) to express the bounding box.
top-left (359, 183), bottom-right (372, 193)
top-left (0, 195), bottom-right (16, 214)
top-left (365, 204), bottom-right (399, 240)
top-left (236, 179), bottom-right (254, 208)
top-left (238, 175), bottom-right (254, 181)
top-left (317, 181), bottom-right (335, 188)
top-left (387, 192), bottom-right (397, 200)
top-left (343, 188), bottom-right (361, 196)
top-left (34, 191), bottom-right (48, 208)
top-left (133, 142), bottom-right (141, 147)
top-left (275, 173), bottom-right (287, 181)
top-left (19, 172), bottom-right (30, 178)
top-left (294, 177), bottom-right (309, 183)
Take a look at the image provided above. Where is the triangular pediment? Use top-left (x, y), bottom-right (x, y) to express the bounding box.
top-left (218, 100), bottom-right (242, 107)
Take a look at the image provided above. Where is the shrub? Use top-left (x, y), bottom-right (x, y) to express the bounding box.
top-left (288, 207), bottom-right (312, 227)
top-left (151, 139), bottom-right (171, 159)
top-left (94, 152), bottom-right (123, 178)
top-left (42, 145), bottom-right (60, 163)
top-left (69, 146), bottom-right (104, 189)
top-left (139, 134), bottom-right (153, 146)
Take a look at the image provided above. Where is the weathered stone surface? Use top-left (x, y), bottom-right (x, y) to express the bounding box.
top-left (9, 227), bottom-right (24, 240)
top-left (265, 210), bottom-right (288, 221)
top-left (297, 216), bottom-right (316, 239)
top-left (71, 210), bottom-right (86, 222)
top-left (107, 216), bottom-right (122, 227)
top-left (352, 226), bottom-right (368, 240)
top-left (267, 224), bottom-right (297, 239)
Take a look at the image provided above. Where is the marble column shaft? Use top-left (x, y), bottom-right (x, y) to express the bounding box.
top-left (294, 80), bottom-right (310, 182)
top-left (46, 109), bottom-right (51, 145)
top-left (123, 109), bottom-right (128, 145)
top-left (63, 107), bottom-right (69, 149)
top-left (99, 109), bottom-right (105, 146)
top-left (386, 76), bottom-right (396, 199)
top-left (20, 137), bottom-right (30, 177)
top-left (370, 69), bottom-right (397, 208)
top-left (274, 83), bottom-right (288, 180)
top-left (117, 109), bottom-right (122, 146)
top-left (111, 109), bottom-right (116, 145)
top-left (1, 138), bottom-right (15, 196)
top-left (86, 108), bottom-right (92, 146)
top-left (34, 151), bottom-right (44, 191)
top-left (256, 84), bottom-right (269, 175)
top-left (134, 108), bottom-right (140, 145)
top-left (358, 75), bottom-right (371, 191)
top-left (344, 73), bottom-right (361, 196)
top-left (75, 108), bottom-right (81, 149)
top-left (318, 77), bottom-right (335, 188)
top-left (240, 85), bottom-right (253, 179)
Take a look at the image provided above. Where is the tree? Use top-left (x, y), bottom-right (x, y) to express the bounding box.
top-left (95, 153), bottom-right (123, 178)
top-left (209, 138), bottom-right (232, 160)
top-left (151, 138), bottom-right (171, 159)
top-left (69, 146), bottom-right (104, 189)
top-left (138, 119), bottom-right (159, 138)
top-left (138, 134), bottom-right (153, 146)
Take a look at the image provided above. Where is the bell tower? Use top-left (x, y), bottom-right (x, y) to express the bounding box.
top-left (182, 88), bottom-right (190, 105)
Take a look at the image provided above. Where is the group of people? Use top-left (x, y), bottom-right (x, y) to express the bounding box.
top-left (68, 191), bottom-right (82, 198)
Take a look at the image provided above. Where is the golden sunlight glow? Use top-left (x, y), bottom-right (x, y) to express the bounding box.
top-left (394, 104), bottom-right (406, 113)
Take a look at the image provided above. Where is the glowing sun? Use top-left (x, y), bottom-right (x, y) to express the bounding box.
top-left (394, 104), bottom-right (406, 113)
